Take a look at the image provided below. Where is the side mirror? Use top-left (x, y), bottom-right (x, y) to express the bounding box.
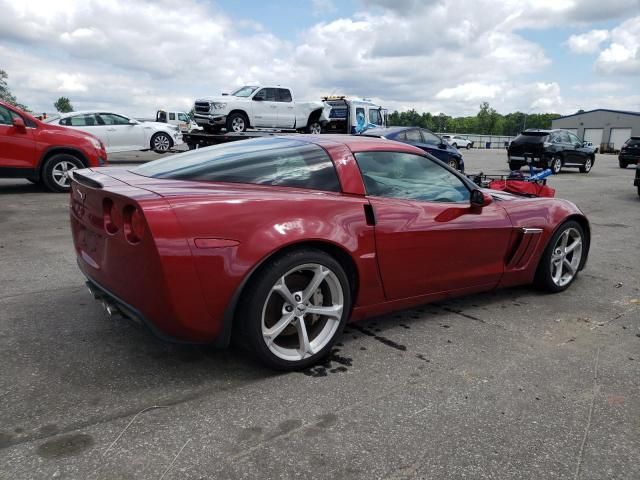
top-left (470, 189), bottom-right (492, 208)
top-left (12, 116), bottom-right (26, 129)
top-left (253, 96), bottom-right (263, 101)
top-left (128, 119), bottom-right (138, 125)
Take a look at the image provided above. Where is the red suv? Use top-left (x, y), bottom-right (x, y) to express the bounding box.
top-left (0, 100), bottom-right (107, 192)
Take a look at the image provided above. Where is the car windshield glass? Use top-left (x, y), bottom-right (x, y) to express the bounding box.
top-left (515, 132), bottom-right (549, 143)
top-left (231, 86), bottom-right (259, 97)
top-left (625, 138), bottom-right (640, 146)
top-left (133, 137), bottom-right (341, 192)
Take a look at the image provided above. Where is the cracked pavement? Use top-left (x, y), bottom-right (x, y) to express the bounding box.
top-left (0, 149), bottom-right (638, 479)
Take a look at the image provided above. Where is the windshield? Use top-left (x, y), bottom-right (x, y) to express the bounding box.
top-left (231, 86), bottom-right (259, 97)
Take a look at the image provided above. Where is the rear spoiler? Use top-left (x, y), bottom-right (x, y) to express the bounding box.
top-left (72, 171), bottom-right (103, 189)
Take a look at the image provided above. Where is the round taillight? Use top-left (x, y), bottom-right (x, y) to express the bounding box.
top-left (103, 198), bottom-right (120, 234)
top-left (123, 205), bottom-right (145, 244)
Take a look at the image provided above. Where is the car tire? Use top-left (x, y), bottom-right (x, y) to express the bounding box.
top-left (151, 132), bottom-right (173, 153)
top-left (41, 154), bottom-right (83, 193)
top-left (579, 156), bottom-right (593, 173)
top-left (618, 159), bottom-right (627, 169)
top-left (447, 158), bottom-right (459, 170)
top-left (508, 162), bottom-right (520, 171)
top-left (534, 220), bottom-right (585, 293)
top-left (306, 121), bottom-right (322, 134)
top-left (226, 112), bottom-right (248, 133)
top-left (466, 144), bottom-right (471, 150)
top-left (638, 185), bottom-right (640, 198)
top-left (236, 248), bottom-right (351, 370)
top-left (550, 156), bottom-right (562, 174)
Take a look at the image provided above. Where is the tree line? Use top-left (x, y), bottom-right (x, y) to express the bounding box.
top-left (388, 102), bottom-right (562, 136)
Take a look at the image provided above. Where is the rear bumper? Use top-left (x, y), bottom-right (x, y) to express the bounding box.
top-left (619, 153), bottom-right (640, 163)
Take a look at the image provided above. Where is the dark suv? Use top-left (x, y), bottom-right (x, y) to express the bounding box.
top-left (507, 129), bottom-right (595, 174)
top-left (619, 137), bottom-right (640, 168)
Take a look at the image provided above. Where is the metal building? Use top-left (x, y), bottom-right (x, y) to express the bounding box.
top-left (551, 109), bottom-right (640, 152)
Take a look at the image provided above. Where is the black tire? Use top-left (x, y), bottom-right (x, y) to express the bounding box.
top-left (466, 144), bottom-right (471, 150)
top-left (203, 125), bottom-right (222, 134)
top-left (306, 121), bottom-right (322, 134)
top-left (236, 248), bottom-right (351, 370)
top-left (151, 132), bottom-right (172, 154)
top-left (509, 162), bottom-right (520, 171)
top-left (579, 156), bottom-right (593, 173)
top-left (534, 220), bottom-right (585, 293)
top-left (618, 159), bottom-right (627, 169)
top-left (447, 158), bottom-right (459, 170)
top-left (550, 156), bottom-right (562, 174)
top-left (637, 185), bottom-right (640, 198)
top-left (41, 154), bottom-right (83, 193)
top-left (226, 112), bottom-right (248, 133)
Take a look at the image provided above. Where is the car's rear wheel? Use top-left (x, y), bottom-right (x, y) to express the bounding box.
top-left (41, 154), bottom-right (83, 193)
top-left (579, 156), bottom-right (593, 173)
top-left (151, 132), bottom-right (172, 153)
top-left (237, 248), bottom-right (351, 370)
top-left (307, 121), bottom-right (322, 134)
top-left (619, 159), bottom-right (628, 168)
top-left (226, 112), bottom-right (248, 133)
top-left (534, 221), bottom-right (585, 293)
top-left (466, 143), bottom-right (471, 150)
top-left (550, 156), bottom-right (562, 174)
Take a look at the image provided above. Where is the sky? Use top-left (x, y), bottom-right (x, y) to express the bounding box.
top-left (1, 0), bottom-right (639, 117)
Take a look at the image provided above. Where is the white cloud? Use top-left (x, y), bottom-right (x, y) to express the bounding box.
top-left (595, 16), bottom-right (640, 75)
top-left (567, 29), bottom-right (610, 54)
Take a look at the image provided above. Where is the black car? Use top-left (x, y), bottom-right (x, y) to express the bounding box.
top-left (507, 129), bottom-right (595, 174)
top-left (619, 137), bottom-right (640, 168)
top-left (362, 126), bottom-right (465, 171)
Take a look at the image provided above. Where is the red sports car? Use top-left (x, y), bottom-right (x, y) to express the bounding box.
top-left (70, 135), bottom-right (590, 369)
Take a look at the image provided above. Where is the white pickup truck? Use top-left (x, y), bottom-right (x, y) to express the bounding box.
top-left (193, 86), bottom-right (331, 134)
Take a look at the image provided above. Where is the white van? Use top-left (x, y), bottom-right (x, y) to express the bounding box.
top-left (156, 110), bottom-right (200, 133)
top-left (322, 96), bottom-right (387, 134)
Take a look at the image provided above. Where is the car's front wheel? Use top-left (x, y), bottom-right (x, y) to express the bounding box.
top-left (447, 158), bottom-right (459, 170)
top-left (535, 221), bottom-right (585, 293)
top-left (579, 156), bottom-right (593, 173)
top-left (151, 132), bottom-right (172, 153)
top-left (41, 154), bottom-right (83, 193)
top-left (466, 143), bottom-right (471, 150)
top-left (226, 112), bottom-right (248, 133)
top-left (237, 248), bottom-right (351, 370)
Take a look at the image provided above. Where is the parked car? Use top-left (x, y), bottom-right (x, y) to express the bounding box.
top-left (362, 126), bottom-right (465, 171)
top-left (194, 85), bottom-right (331, 134)
top-left (46, 111), bottom-right (182, 154)
top-left (618, 137), bottom-right (640, 168)
top-left (0, 100), bottom-right (107, 192)
top-left (70, 135), bottom-right (589, 370)
top-left (441, 134), bottom-right (473, 149)
top-left (507, 129), bottom-right (595, 174)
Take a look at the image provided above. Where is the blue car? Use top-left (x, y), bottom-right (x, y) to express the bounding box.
top-left (362, 126), bottom-right (465, 171)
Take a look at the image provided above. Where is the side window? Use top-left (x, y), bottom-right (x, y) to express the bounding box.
top-left (99, 113), bottom-right (131, 125)
top-left (264, 88), bottom-right (277, 102)
top-left (568, 132), bottom-right (580, 145)
top-left (0, 105), bottom-right (18, 125)
top-left (356, 107), bottom-right (365, 121)
top-left (559, 131), bottom-right (570, 143)
top-left (66, 114), bottom-right (100, 126)
top-left (253, 89), bottom-right (266, 101)
top-left (169, 113), bottom-right (176, 120)
top-left (405, 129), bottom-right (422, 142)
top-left (355, 151), bottom-right (470, 203)
top-left (277, 89), bottom-right (292, 102)
top-left (420, 129), bottom-right (442, 145)
top-left (368, 109), bottom-right (382, 125)
top-left (178, 113), bottom-right (189, 122)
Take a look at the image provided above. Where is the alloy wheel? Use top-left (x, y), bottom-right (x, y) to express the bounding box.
top-left (231, 116), bottom-right (245, 132)
top-left (261, 263), bottom-right (344, 361)
top-left (308, 122), bottom-right (322, 134)
top-left (550, 227), bottom-right (583, 287)
top-left (153, 134), bottom-right (171, 151)
top-left (448, 159), bottom-right (458, 169)
top-left (583, 158), bottom-right (592, 172)
top-left (51, 160), bottom-right (78, 188)
top-left (551, 157), bottom-right (562, 174)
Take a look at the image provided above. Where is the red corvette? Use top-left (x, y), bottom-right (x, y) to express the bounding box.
top-left (70, 136), bottom-right (590, 369)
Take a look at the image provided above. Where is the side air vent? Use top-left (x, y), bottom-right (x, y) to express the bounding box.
top-left (73, 172), bottom-right (103, 189)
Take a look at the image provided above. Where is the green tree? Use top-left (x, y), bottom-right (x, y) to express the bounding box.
top-left (54, 96), bottom-right (74, 113)
top-left (0, 69), bottom-right (29, 111)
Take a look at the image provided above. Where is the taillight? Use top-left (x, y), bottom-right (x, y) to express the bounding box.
top-left (123, 205), bottom-right (145, 244)
top-left (103, 198), bottom-right (121, 234)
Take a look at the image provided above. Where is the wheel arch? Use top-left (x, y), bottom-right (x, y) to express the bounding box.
top-left (217, 239), bottom-right (360, 348)
top-left (227, 109), bottom-right (251, 128)
top-left (150, 131), bottom-right (174, 150)
top-left (306, 108), bottom-right (323, 127)
top-left (38, 147), bottom-right (89, 177)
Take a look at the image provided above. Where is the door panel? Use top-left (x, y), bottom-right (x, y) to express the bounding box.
top-left (276, 88), bottom-right (296, 128)
top-left (251, 88), bottom-right (278, 128)
top-left (98, 114), bottom-right (145, 152)
top-left (370, 197), bottom-right (513, 299)
top-left (0, 106), bottom-right (36, 167)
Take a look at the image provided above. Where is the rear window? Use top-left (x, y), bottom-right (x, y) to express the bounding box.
top-left (513, 132), bottom-right (549, 143)
top-left (625, 138), bottom-right (640, 146)
top-left (133, 138), bottom-right (341, 192)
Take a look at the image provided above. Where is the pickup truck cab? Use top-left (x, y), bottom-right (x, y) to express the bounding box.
top-left (194, 86), bottom-right (330, 134)
top-left (323, 96), bottom-right (387, 134)
top-left (155, 110), bottom-right (199, 133)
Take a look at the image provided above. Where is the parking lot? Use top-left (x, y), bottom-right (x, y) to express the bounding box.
top-left (1, 148), bottom-right (638, 479)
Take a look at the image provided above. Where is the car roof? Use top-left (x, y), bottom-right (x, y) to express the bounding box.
top-left (56, 110), bottom-right (128, 118)
top-left (283, 134), bottom-right (427, 155)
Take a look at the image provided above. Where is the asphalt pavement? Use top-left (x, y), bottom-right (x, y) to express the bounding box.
top-left (0, 148), bottom-right (638, 479)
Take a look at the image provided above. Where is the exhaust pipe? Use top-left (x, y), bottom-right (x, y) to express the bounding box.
top-left (101, 299), bottom-right (123, 318)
